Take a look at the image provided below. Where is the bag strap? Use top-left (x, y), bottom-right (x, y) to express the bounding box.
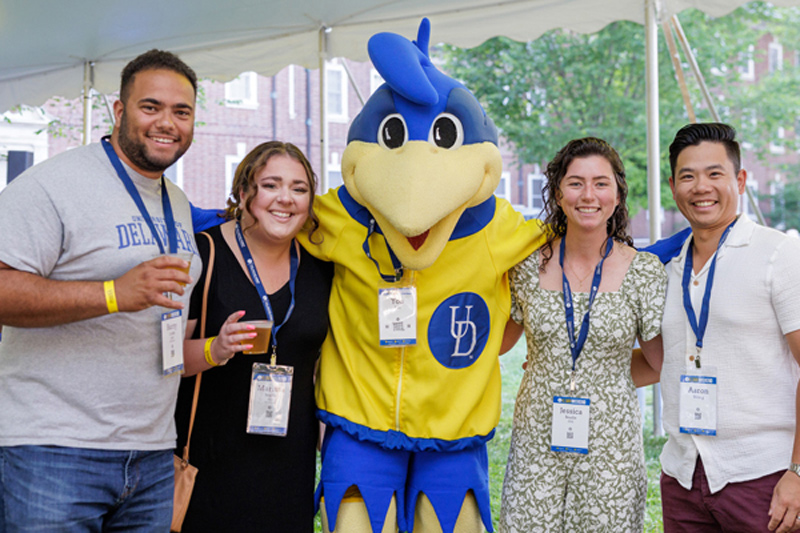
top-left (182, 231), bottom-right (215, 465)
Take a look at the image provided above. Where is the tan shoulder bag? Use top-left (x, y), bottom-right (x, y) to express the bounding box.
top-left (171, 231), bottom-right (215, 532)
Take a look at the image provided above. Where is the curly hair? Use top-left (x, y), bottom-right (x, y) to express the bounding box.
top-left (223, 141), bottom-right (321, 243)
top-left (539, 137), bottom-right (633, 269)
top-left (120, 49), bottom-right (197, 103)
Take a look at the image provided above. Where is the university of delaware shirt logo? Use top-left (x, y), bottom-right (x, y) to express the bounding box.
top-left (428, 292), bottom-right (490, 369)
top-left (115, 215), bottom-right (197, 254)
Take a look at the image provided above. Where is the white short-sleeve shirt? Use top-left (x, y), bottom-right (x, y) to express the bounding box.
top-left (661, 215), bottom-right (800, 492)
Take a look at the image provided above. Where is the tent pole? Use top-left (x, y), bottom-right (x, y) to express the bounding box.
top-left (82, 61), bottom-right (94, 146)
top-left (102, 93), bottom-right (115, 127)
top-left (319, 26), bottom-right (330, 192)
top-left (671, 15), bottom-right (766, 225)
top-left (341, 59), bottom-right (366, 107)
top-left (645, 0), bottom-right (664, 437)
top-left (645, 0), bottom-right (661, 245)
top-left (662, 21), bottom-right (696, 123)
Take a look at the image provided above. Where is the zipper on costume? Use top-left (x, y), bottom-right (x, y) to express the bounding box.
top-left (393, 269), bottom-right (416, 431)
top-left (395, 345), bottom-right (406, 431)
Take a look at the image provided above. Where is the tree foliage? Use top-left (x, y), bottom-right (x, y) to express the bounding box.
top-left (761, 181), bottom-right (800, 230)
top-left (438, 2), bottom-right (800, 214)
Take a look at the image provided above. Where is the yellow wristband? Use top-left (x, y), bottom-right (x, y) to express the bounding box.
top-left (103, 280), bottom-right (118, 314)
top-left (204, 336), bottom-right (220, 367)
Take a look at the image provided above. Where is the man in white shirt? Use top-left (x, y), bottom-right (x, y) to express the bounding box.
top-left (660, 122), bottom-right (800, 533)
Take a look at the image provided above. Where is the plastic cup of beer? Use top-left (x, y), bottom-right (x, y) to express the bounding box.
top-left (165, 252), bottom-right (193, 287)
top-left (239, 320), bottom-right (273, 354)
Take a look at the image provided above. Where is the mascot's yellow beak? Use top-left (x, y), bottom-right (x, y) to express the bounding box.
top-left (342, 140), bottom-right (502, 271)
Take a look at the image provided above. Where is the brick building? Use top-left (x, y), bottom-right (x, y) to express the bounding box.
top-left (1, 35), bottom-right (796, 239)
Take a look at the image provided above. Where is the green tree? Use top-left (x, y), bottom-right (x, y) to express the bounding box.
top-left (761, 180), bottom-right (800, 230)
top-left (438, 2), bottom-right (800, 214)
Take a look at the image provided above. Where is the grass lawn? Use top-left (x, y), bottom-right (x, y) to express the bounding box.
top-left (315, 339), bottom-right (667, 532)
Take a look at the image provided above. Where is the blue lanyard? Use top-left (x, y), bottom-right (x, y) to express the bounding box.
top-left (101, 137), bottom-right (177, 254)
top-left (235, 221), bottom-right (298, 363)
top-left (362, 218), bottom-right (403, 282)
top-left (560, 237), bottom-right (613, 373)
top-left (681, 219), bottom-right (736, 368)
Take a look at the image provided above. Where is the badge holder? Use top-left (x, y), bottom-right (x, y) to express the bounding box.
top-left (551, 370), bottom-right (591, 454)
top-left (161, 309), bottom-right (184, 376)
top-left (378, 270), bottom-right (417, 347)
top-left (246, 362), bottom-right (294, 437)
top-left (679, 358), bottom-right (718, 436)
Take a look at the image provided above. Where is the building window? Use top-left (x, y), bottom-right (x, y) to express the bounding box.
top-left (769, 41), bottom-right (783, 74)
top-left (288, 65), bottom-right (296, 120)
top-left (742, 178), bottom-right (759, 217)
top-left (163, 158), bottom-right (184, 189)
top-left (326, 62), bottom-right (348, 123)
top-left (770, 173), bottom-right (783, 217)
top-left (370, 69), bottom-right (384, 95)
top-left (528, 169), bottom-right (546, 213)
top-left (225, 72), bottom-right (258, 109)
top-left (770, 126), bottom-right (786, 154)
top-left (327, 151), bottom-right (343, 192)
top-left (225, 143), bottom-right (248, 202)
top-left (496, 171), bottom-right (511, 200)
top-left (739, 45), bottom-right (755, 81)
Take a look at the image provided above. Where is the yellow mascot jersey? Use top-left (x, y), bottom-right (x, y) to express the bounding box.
top-left (299, 187), bottom-right (545, 451)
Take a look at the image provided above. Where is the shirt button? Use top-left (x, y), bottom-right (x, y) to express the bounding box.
top-left (693, 280), bottom-right (699, 286)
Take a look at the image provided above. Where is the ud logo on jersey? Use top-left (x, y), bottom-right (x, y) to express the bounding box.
top-left (428, 292), bottom-right (490, 369)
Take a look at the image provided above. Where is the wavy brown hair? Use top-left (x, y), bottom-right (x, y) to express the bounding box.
top-left (223, 141), bottom-right (321, 243)
top-left (539, 137), bottom-right (633, 269)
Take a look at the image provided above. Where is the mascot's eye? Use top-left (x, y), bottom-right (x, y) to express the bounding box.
top-left (378, 114), bottom-right (408, 150)
top-left (428, 113), bottom-right (464, 150)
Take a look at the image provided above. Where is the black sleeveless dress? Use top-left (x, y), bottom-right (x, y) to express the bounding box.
top-left (175, 225), bottom-right (332, 532)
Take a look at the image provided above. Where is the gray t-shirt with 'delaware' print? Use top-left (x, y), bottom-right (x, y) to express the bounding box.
top-left (0, 142), bottom-right (201, 451)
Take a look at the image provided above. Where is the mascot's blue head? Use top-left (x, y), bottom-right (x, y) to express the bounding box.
top-left (341, 18), bottom-right (503, 271)
top-left (348, 18), bottom-right (498, 146)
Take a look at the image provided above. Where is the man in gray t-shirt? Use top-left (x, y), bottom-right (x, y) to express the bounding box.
top-left (0, 50), bottom-right (202, 531)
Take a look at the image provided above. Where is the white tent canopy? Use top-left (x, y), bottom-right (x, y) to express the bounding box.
top-left (1, 0), bottom-right (796, 113)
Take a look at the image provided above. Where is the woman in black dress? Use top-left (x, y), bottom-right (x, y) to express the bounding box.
top-left (175, 141), bottom-right (332, 532)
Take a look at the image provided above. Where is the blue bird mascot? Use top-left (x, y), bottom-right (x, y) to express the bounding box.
top-left (296, 18), bottom-right (546, 533)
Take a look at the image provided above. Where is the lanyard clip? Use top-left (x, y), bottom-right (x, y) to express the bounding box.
top-left (270, 345), bottom-right (277, 366)
top-left (570, 370), bottom-right (577, 394)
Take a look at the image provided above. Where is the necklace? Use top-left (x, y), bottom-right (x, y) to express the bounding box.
top-left (565, 261), bottom-right (593, 287)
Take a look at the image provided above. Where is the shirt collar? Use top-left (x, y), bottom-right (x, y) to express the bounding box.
top-left (671, 214), bottom-right (753, 275)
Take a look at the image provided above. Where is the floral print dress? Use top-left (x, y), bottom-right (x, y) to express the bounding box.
top-left (499, 250), bottom-right (666, 533)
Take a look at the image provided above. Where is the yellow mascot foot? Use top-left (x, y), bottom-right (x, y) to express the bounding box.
top-left (321, 487), bottom-right (398, 533)
top-left (413, 491), bottom-right (483, 533)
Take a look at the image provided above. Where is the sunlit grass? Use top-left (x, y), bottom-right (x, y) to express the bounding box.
top-left (315, 339), bottom-right (666, 532)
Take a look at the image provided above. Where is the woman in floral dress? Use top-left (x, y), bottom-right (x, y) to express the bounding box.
top-left (499, 137), bottom-right (666, 533)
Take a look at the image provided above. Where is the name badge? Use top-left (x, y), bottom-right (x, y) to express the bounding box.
top-left (551, 396), bottom-right (590, 454)
top-left (247, 363), bottom-right (293, 437)
top-left (378, 286), bottom-right (417, 346)
top-left (161, 310), bottom-right (184, 376)
top-left (679, 365), bottom-right (717, 436)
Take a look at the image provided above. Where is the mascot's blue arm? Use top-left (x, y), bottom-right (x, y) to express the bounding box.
top-left (191, 204), bottom-right (225, 233)
top-left (641, 226), bottom-right (691, 264)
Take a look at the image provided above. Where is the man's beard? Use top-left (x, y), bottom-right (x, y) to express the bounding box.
top-left (117, 112), bottom-right (189, 173)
